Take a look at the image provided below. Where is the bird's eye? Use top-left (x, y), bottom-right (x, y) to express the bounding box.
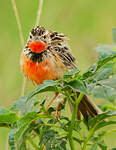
top-left (30, 35), bottom-right (32, 38)
top-left (43, 35), bottom-right (46, 39)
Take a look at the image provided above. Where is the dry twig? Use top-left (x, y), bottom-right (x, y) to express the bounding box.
top-left (11, 0), bottom-right (44, 96)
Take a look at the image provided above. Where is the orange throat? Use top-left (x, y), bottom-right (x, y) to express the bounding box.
top-left (28, 41), bottom-right (48, 53)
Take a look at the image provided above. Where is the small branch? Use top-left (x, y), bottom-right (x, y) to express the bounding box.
top-left (21, 0), bottom-right (44, 95)
top-left (11, 0), bottom-right (26, 96)
top-left (11, 0), bottom-right (44, 96)
top-left (5, 135), bottom-right (8, 150)
top-left (35, 0), bottom-right (43, 26)
top-left (65, 91), bottom-right (75, 105)
top-left (11, 0), bottom-right (24, 48)
top-left (82, 128), bottom-right (94, 150)
top-left (21, 77), bottom-right (26, 96)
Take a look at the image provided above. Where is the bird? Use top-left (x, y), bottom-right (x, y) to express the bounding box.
top-left (21, 26), bottom-right (102, 121)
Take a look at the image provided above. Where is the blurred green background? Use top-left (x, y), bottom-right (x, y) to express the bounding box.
top-left (0, 0), bottom-right (116, 149)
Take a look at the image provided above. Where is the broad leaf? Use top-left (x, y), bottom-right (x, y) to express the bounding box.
top-left (10, 96), bottom-right (37, 114)
top-left (92, 63), bottom-right (114, 81)
top-left (83, 52), bottom-right (116, 79)
top-left (88, 111), bottom-right (116, 128)
top-left (40, 129), bottom-right (67, 150)
top-left (102, 104), bottom-right (116, 111)
top-left (26, 80), bottom-right (61, 101)
top-left (63, 79), bottom-right (87, 94)
top-left (8, 112), bottom-right (38, 150)
top-left (97, 140), bottom-right (107, 150)
top-left (87, 75), bottom-right (116, 101)
top-left (94, 44), bottom-right (116, 59)
top-left (8, 111), bottom-right (55, 150)
top-left (63, 69), bottom-right (80, 80)
top-left (90, 144), bottom-right (97, 150)
top-left (94, 121), bottom-right (116, 131)
top-left (0, 107), bottom-right (18, 127)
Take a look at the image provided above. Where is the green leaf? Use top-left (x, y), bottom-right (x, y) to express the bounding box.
top-left (0, 107), bottom-right (9, 114)
top-left (40, 128), bottom-right (67, 150)
top-left (97, 140), bottom-right (107, 150)
top-left (83, 52), bottom-right (116, 79)
top-left (87, 75), bottom-right (116, 101)
top-left (0, 107), bottom-right (18, 127)
top-left (102, 104), bottom-right (116, 111)
top-left (94, 44), bottom-right (115, 59)
top-left (90, 144), bottom-right (98, 150)
top-left (74, 120), bottom-right (81, 131)
top-left (26, 80), bottom-right (61, 101)
top-left (92, 63), bottom-right (114, 81)
top-left (88, 111), bottom-right (116, 128)
top-left (10, 96), bottom-right (37, 114)
top-left (90, 131), bottom-right (106, 142)
top-left (63, 79), bottom-right (87, 94)
top-left (10, 80), bottom-right (62, 115)
top-left (10, 80), bottom-right (61, 114)
top-left (8, 111), bottom-right (56, 150)
top-left (63, 69), bottom-right (80, 80)
top-left (94, 121), bottom-right (116, 131)
top-left (113, 28), bottom-right (116, 43)
top-left (8, 112), bottom-right (38, 150)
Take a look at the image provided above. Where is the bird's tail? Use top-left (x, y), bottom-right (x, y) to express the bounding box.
top-left (68, 92), bottom-right (102, 122)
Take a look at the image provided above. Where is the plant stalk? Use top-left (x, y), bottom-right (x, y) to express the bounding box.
top-left (68, 92), bottom-right (84, 150)
top-left (27, 136), bottom-right (39, 150)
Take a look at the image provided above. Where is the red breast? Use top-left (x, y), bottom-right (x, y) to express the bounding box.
top-left (21, 53), bottom-right (58, 85)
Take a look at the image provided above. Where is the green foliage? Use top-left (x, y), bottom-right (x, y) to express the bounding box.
top-left (0, 107), bottom-right (19, 127)
top-left (1, 36), bottom-right (116, 150)
top-left (94, 44), bottom-right (116, 59)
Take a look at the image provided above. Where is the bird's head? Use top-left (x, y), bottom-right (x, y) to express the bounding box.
top-left (28, 26), bottom-right (50, 53)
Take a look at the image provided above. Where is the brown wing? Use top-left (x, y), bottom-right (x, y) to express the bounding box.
top-left (50, 31), bottom-right (77, 70)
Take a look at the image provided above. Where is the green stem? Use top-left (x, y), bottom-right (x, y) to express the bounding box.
top-left (82, 128), bottom-right (94, 150)
top-left (82, 118), bottom-right (106, 150)
top-left (65, 91), bottom-right (75, 105)
top-left (37, 127), bottom-right (44, 150)
top-left (27, 136), bottom-right (39, 150)
top-left (68, 92), bottom-right (84, 150)
top-left (82, 129), bottom-right (116, 150)
top-left (113, 30), bottom-right (116, 73)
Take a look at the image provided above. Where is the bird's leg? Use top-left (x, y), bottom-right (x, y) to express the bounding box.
top-left (55, 101), bottom-right (64, 118)
top-left (46, 92), bottom-right (59, 110)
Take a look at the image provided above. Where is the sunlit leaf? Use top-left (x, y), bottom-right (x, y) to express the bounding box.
top-left (0, 107), bottom-right (18, 127)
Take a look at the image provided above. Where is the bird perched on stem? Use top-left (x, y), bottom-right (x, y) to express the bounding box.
top-left (21, 26), bottom-right (101, 121)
